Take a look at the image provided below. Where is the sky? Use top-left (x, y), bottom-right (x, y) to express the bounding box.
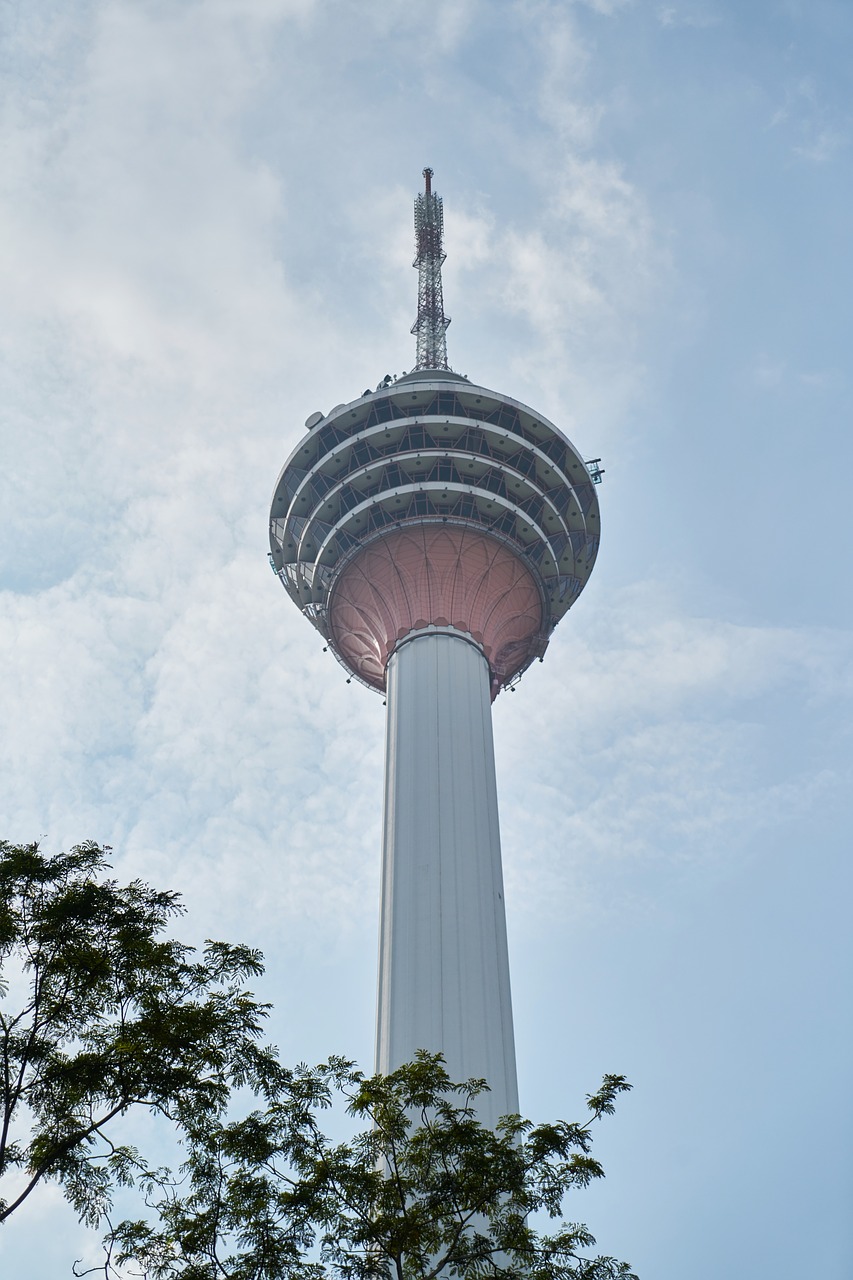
top-left (1, 0), bottom-right (851, 1275)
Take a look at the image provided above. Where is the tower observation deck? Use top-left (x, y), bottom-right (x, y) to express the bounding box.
top-left (269, 170), bottom-right (601, 1128)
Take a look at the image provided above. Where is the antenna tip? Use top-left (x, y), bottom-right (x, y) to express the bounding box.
top-left (423, 166), bottom-right (433, 194)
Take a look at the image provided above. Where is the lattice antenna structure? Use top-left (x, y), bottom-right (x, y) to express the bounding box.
top-left (411, 167), bottom-right (451, 371)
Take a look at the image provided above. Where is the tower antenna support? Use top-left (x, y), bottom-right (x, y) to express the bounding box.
top-left (411, 167), bottom-right (451, 370)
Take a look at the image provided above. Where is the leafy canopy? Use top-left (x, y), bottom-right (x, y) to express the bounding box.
top-left (107, 1053), bottom-right (637, 1280)
top-left (0, 841), bottom-right (636, 1279)
top-left (0, 840), bottom-right (281, 1228)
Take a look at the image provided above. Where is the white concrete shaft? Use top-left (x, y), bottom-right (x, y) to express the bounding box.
top-left (375, 630), bottom-right (519, 1128)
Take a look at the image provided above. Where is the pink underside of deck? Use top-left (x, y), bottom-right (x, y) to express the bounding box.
top-left (328, 526), bottom-right (543, 694)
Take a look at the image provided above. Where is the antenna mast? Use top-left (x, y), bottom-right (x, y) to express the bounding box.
top-left (411, 167), bottom-right (451, 371)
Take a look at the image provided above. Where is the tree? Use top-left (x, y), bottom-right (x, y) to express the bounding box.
top-left (107, 1054), bottom-right (637, 1280)
top-left (0, 840), bottom-right (281, 1229)
top-left (1, 841), bottom-right (637, 1279)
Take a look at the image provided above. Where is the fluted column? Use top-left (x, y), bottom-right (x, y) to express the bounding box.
top-left (375, 628), bottom-right (519, 1128)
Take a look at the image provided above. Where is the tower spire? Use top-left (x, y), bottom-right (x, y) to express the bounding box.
top-left (411, 167), bottom-right (451, 371)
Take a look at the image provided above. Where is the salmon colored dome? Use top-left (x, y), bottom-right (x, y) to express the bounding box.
top-left (328, 525), bottom-right (543, 694)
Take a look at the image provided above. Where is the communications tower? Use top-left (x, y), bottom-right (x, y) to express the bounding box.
top-left (269, 170), bottom-right (601, 1128)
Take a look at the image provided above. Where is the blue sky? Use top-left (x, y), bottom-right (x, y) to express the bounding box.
top-left (1, 1), bottom-right (851, 1276)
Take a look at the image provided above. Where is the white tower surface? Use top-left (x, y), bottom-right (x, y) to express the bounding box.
top-left (269, 170), bottom-right (603, 1125)
top-left (378, 629), bottom-right (517, 1129)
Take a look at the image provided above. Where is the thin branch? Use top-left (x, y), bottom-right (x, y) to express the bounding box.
top-left (0, 1100), bottom-right (128, 1222)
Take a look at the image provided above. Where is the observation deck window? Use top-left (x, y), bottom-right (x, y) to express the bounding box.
top-left (483, 404), bottom-right (521, 432)
top-left (308, 471), bottom-right (336, 501)
top-left (558, 575), bottom-right (581, 601)
top-left (281, 468), bottom-right (308, 501)
top-left (540, 436), bottom-right (568, 470)
top-left (364, 398), bottom-right (397, 427)
top-left (318, 422), bottom-right (349, 452)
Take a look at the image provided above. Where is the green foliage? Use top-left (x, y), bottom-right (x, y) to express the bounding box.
top-left (0, 841), bottom-right (636, 1279)
top-left (106, 1054), bottom-right (637, 1280)
top-left (0, 840), bottom-right (280, 1228)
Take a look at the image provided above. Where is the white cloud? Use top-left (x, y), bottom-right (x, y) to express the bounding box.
top-left (491, 155), bottom-right (659, 430)
top-left (752, 356), bottom-right (786, 389)
top-left (752, 356), bottom-right (845, 393)
top-left (494, 584), bottom-right (853, 918)
top-left (769, 76), bottom-right (849, 164)
top-left (792, 127), bottom-right (847, 164)
top-left (358, 0), bottom-right (485, 53)
top-left (0, 28), bottom-right (295, 381)
top-left (799, 368), bottom-right (844, 390)
top-left (570, 0), bottom-right (634, 15)
top-left (527, 7), bottom-right (602, 146)
top-left (657, 4), bottom-right (720, 29)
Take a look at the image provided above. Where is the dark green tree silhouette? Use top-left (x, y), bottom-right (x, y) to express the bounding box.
top-left (0, 840), bottom-right (280, 1229)
top-left (107, 1054), bottom-right (636, 1280)
top-left (1, 840), bottom-right (636, 1279)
